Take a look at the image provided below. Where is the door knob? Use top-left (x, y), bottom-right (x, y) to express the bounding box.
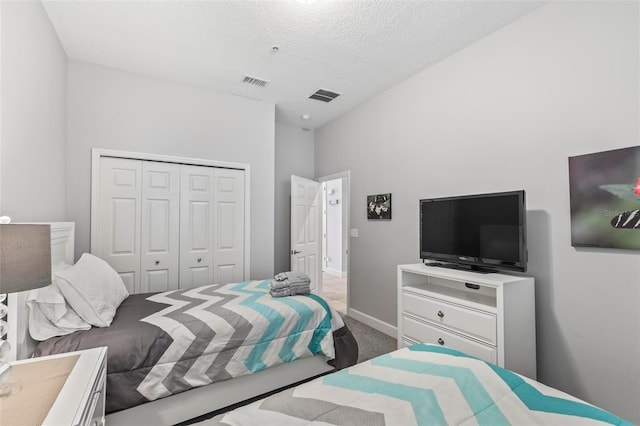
top-left (290, 250), bottom-right (302, 255)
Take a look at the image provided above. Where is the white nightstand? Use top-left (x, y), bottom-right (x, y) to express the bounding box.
top-left (1, 347), bottom-right (107, 426)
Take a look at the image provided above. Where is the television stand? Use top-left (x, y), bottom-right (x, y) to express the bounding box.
top-left (397, 263), bottom-right (536, 379)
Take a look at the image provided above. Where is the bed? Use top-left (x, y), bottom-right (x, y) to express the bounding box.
top-left (204, 343), bottom-right (632, 426)
top-left (9, 222), bottom-right (358, 426)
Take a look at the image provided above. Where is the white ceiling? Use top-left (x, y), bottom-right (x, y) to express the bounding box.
top-left (42, 0), bottom-right (544, 130)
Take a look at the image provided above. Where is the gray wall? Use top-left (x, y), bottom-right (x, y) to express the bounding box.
top-left (274, 123), bottom-right (315, 274)
top-left (315, 1), bottom-right (639, 422)
top-left (0, 1), bottom-right (67, 220)
top-left (66, 61), bottom-right (276, 279)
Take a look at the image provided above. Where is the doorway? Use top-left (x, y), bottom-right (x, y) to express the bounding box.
top-left (320, 173), bottom-right (349, 316)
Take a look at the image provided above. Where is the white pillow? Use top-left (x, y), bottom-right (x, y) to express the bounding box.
top-left (26, 285), bottom-right (91, 341)
top-left (54, 253), bottom-right (129, 327)
top-left (33, 282), bottom-right (69, 323)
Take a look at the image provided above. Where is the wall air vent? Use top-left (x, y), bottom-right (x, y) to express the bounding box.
top-left (309, 89), bottom-right (341, 102)
top-left (242, 75), bottom-right (270, 88)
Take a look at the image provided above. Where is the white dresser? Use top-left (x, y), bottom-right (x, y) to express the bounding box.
top-left (397, 263), bottom-right (536, 379)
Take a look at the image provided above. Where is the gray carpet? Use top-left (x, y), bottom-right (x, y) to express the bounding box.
top-left (341, 315), bottom-right (397, 363)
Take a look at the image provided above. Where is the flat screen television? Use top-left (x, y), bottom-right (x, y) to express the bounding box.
top-left (419, 190), bottom-right (527, 273)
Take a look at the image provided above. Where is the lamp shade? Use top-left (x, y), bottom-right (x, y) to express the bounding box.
top-left (0, 224), bottom-right (51, 294)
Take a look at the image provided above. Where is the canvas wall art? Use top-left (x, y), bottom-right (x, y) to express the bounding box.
top-left (568, 146), bottom-right (640, 249)
top-left (367, 193), bottom-right (392, 220)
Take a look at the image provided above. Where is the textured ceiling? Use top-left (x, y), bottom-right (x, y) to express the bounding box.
top-left (42, 0), bottom-right (544, 130)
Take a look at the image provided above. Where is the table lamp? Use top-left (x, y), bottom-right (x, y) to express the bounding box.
top-left (0, 223), bottom-right (51, 398)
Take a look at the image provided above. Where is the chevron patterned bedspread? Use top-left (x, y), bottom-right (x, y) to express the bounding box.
top-left (35, 280), bottom-right (350, 413)
top-left (208, 344), bottom-right (631, 426)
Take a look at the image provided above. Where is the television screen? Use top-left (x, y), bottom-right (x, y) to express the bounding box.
top-left (568, 146), bottom-right (640, 250)
top-left (420, 190), bottom-right (527, 272)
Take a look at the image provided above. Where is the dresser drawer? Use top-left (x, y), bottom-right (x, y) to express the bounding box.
top-left (403, 290), bottom-right (497, 344)
top-left (402, 314), bottom-right (497, 364)
top-left (78, 355), bottom-right (106, 426)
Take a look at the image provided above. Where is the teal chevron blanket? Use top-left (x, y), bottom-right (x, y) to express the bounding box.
top-left (209, 344), bottom-right (632, 426)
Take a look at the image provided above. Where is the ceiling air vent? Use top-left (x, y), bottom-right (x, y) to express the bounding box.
top-left (309, 89), bottom-right (341, 103)
top-left (242, 75), bottom-right (270, 88)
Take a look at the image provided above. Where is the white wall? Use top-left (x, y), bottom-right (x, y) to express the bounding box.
top-left (67, 61), bottom-right (276, 279)
top-left (0, 1), bottom-right (67, 220)
top-left (274, 123), bottom-right (315, 274)
top-left (316, 1), bottom-right (639, 422)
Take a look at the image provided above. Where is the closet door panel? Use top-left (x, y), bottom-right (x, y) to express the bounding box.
top-left (213, 169), bottom-right (245, 284)
top-left (97, 157), bottom-right (142, 294)
top-left (184, 266), bottom-right (210, 288)
top-left (188, 202), bottom-right (210, 250)
top-left (180, 165), bottom-right (214, 289)
top-left (216, 265), bottom-right (236, 286)
top-left (112, 199), bottom-right (137, 252)
top-left (146, 269), bottom-right (171, 293)
top-left (141, 162), bottom-right (180, 293)
top-left (119, 273), bottom-right (136, 293)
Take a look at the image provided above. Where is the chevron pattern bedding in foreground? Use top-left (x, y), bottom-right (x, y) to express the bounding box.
top-left (35, 280), bottom-right (349, 413)
top-left (208, 344), bottom-right (631, 426)
top-left (137, 280), bottom-right (339, 401)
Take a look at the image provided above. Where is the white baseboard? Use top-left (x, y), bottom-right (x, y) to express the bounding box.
top-left (346, 308), bottom-right (397, 339)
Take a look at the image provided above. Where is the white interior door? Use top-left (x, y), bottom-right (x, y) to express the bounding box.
top-left (290, 175), bottom-right (320, 292)
top-left (322, 182), bottom-right (328, 272)
top-left (318, 171), bottom-right (350, 313)
top-left (140, 161), bottom-right (180, 293)
top-left (97, 157), bottom-right (141, 294)
top-left (179, 165), bottom-right (214, 290)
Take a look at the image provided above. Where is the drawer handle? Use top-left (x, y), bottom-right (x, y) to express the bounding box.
top-left (155, 260), bottom-right (160, 265)
top-left (197, 258), bottom-right (202, 263)
top-left (437, 338), bottom-right (445, 346)
top-left (437, 310), bottom-right (444, 318)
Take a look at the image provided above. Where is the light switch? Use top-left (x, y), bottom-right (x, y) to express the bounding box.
top-left (350, 228), bottom-right (359, 238)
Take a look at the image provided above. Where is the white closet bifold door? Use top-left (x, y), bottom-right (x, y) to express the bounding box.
top-left (93, 153), bottom-right (246, 294)
top-left (140, 161), bottom-right (180, 293)
top-left (97, 157), bottom-right (142, 294)
top-left (179, 165), bottom-right (215, 290)
top-left (213, 168), bottom-right (245, 284)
